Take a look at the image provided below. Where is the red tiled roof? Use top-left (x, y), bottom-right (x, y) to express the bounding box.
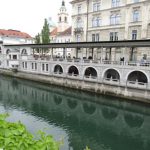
top-left (50, 28), bottom-right (58, 36)
top-left (58, 27), bottom-right (72, 36)
top-left (0, 29), bottom-right (32, 39)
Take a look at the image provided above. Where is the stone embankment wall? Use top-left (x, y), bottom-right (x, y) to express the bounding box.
top-left (0, 69), bottom-right (150, 104)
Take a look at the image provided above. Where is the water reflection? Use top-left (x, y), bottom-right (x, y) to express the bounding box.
top-left (67, 99), bottom-right (77, 109)
top-left (124, 113), bottom-right (144, 128)
top-left (83, 103), bottom-right (96, 115)
top-left (0, 75), bottom-right (150, 150)
top-left (101, 107), bottom-right (118, 120)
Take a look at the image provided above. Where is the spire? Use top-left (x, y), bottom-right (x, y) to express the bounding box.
top-left (62, 0), bottom-right (65, 6)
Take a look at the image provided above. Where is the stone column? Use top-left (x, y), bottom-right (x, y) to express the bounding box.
top-left (92, 48), bottom-right (94, 60)
top-left (63, 48), bottom-right (66, 59)
top-left (102, 47), bottom-right (106, 61)
top-left (51, 48), bottom-right (53, 59)
top-left (111, 48), bottom-right (116, 61)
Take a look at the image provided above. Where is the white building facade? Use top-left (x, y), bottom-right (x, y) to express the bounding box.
top-left (71, 0), bottom-right (150, 61)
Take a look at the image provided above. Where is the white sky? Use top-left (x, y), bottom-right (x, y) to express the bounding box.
top-left (0, 0), bottom-right (72, 37)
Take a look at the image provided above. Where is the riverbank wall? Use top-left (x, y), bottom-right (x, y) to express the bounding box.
top-left (0, 69), bottom-right (150, 104)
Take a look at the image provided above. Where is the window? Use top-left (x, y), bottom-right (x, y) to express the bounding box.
top-left (13, 55), bottom-right (17, 60)
top-left (132, 30), bottom-right (137, 40)
top-left (77, 35), bottom-right (81, 42)
top-left (35, 63), bottom-right (37, 70)
top-left (77, 18), bottom-right (82, 28)
top-left (59, 17), bottom-right (61, 22)
top-left (46, 64), bottom-right (48, 72)
top-left (92, 34), bottom-right (95, 42)
top-left (110, 14), bottom-right (120, 25)
top-left (96, 34), bottom-right (99, 41)
top-left (93, 2), bottom-right (101, 12)
top-left (25, 62), bottom-right (27, 69)
top-left (112, 0), bottom-right (120, 7)
top-left (92, 34), bottom-right (99, 42)
top-left (116, 15), bottom-right (121, 24)
top-left (110, 32), bottom-right (118, 41)
top-left (133, 10), bottom-right (139, 22)
top-left (110, 15), bottom-right (115, 25)
top-left (32, 63), bottom-right (34, 69)
top-left (42, 64), bottom-right (45, 71)
top-left (92, 17), bottom-right (101, 27)
top-left (65, 17), bottom-right (67, 22)
top-left (78, 5), bottom-right (81, 14)
top-left (22, 62), bottom-right (24, 68)
top-left (21, 49), bottom-right (27, 55)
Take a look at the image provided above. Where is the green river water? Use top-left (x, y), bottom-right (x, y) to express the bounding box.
top-left (0, 75), bottom-right (150, 150)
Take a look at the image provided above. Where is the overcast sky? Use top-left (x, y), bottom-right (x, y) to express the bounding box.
top-left (0, 0), bottom-right (72, 37)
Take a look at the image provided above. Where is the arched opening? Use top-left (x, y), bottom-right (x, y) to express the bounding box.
top-left (84, 67), bottom-right (97, 78)
top-left (127, 71), bottom-right (148, 83)
top-left (104, 69), bottom-right (120, 81)
top-left (65, 17), bottom-right (67, 22)
top-left (59, 17), bottom-right (61, 22)
top-left (54, 65), bottom-right (63, 74)
top-left (21, 49), bottom-right (27, 55)
top-left (101, 107), bottom-right (118, 120)
top-left (68, 66), bottom-right (79, 76)
top-left (83, 103), bottom-right (96, 115)
top-left (6, 49), bottom-right (10, 54)
top-left (67, 99), bottom-right (77, 109)
top-left (124, 114), bottom-right (144, 128)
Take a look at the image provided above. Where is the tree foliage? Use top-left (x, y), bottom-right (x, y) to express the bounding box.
top-left (35, 33), bottom-right (41, 44)
top-left (41, 19), bottom-right (50, 44)
top-left (0, 114), bottom-right (59, 150)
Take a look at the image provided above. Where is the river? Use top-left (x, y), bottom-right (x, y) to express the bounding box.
top-left (0, 75), bottom-right (150, 150)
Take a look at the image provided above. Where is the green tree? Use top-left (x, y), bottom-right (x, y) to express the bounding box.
top-left (41, 18), bottom-right (50, 44)
top-left (35, 33), bottom-right (41, 44)
top-left (34, 33), bottom-right (41, 53)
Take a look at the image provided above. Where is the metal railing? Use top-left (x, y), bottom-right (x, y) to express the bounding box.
top-left (20, 55), bottom-right (150, 68)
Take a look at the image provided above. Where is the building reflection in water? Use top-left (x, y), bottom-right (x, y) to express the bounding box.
top-left (0, 75), bottom-right (150, 150)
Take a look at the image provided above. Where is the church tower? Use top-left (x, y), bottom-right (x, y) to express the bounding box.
top-left (57, 0), bottom-right (69, 33)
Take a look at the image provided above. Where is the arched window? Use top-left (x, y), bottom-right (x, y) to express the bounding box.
top-left (104, 69), bottom-right (120, 81)
top-left (84, 67), bottom-right (97, 78)
top-left (6, 49), bottom-right (10, 54)
top-left (68, 66), bottom-right (79, 76)
top-left (127, 71), bottom-right (148, 83)
top-left (59, 17), bottom-right (61, 22)
top-left (54, 65), bottom-right (63, 74)
top-left (65, 17), bottom-right (67, 22)
top-left (21, 49), bottom-right (27, 55)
